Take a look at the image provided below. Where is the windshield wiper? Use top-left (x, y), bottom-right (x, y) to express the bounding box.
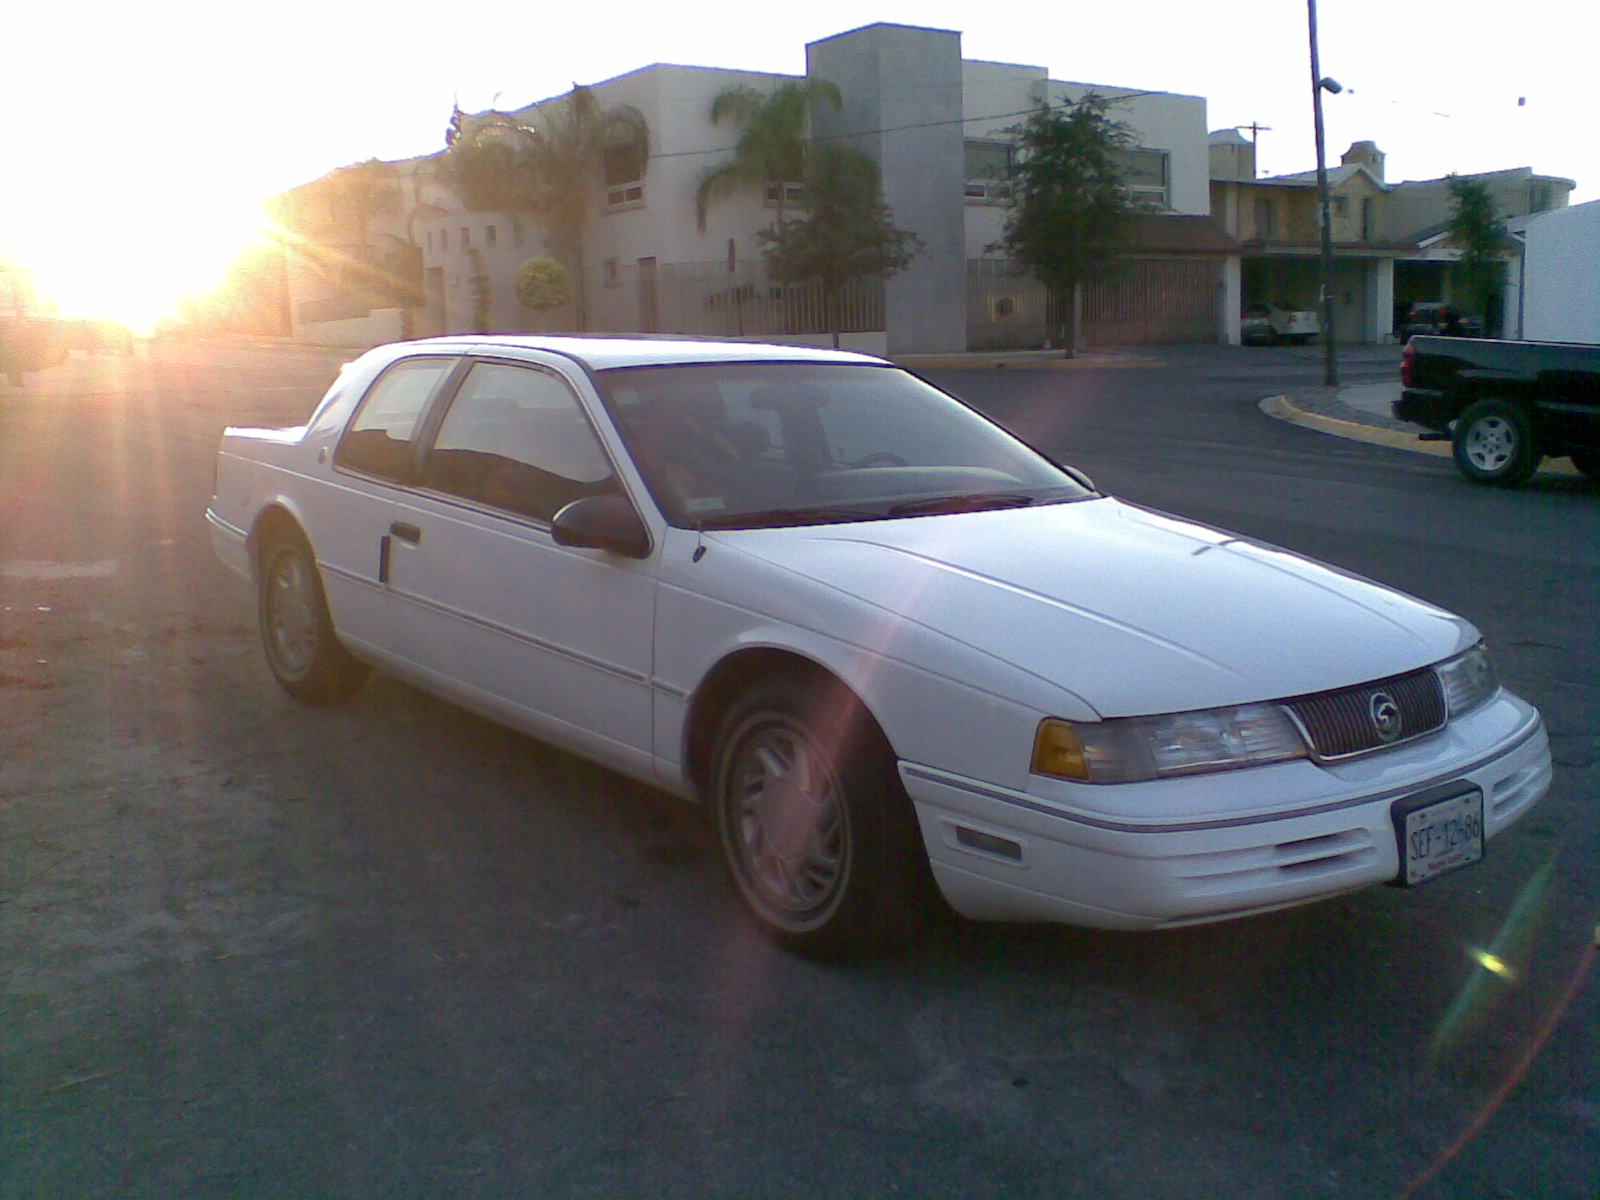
top-left (694, 505), bottom-right (888, 530)
top-left (885, 492), bottom-right (1038, 517)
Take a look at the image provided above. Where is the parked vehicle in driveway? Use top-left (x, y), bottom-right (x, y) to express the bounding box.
top-left (1398, 302), bottom-right (1483, 340)
top-left (1241, 305), bottom-right (1276, 345)
top-left (207, 335), bottom-right (1551, 957)
top-left (1397, 335), bottom-right (1600, 486)
top-left (1242, 303), bottom-right (1319, 345)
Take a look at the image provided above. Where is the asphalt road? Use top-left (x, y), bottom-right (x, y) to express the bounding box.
top-left (3, 339), bottom-right (1595, 1199)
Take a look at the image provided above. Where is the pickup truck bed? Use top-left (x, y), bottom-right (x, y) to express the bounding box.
top-left (1396, 335), bottom-right (1600, 486)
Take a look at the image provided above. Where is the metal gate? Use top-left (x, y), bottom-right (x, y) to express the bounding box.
top-left (968, 257), bottom-right (1221, 349)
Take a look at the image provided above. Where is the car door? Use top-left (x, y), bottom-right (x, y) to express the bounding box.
top-left (319, 354), bottom-right (458, 657)
top-left (383, 357), bottom-right (657, 774)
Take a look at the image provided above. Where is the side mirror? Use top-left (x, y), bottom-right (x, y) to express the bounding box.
top-left (551, 494), bottom-right (652, 559)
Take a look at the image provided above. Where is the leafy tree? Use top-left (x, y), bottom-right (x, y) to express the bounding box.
top-left (695, 79), bottom-right (842, 232)
top-left (443, 87), bottom-right (648, 330)
top-left (515, 256), bottom-right (572, 316)
top-left (757, 146), bottom-right (921, 348)
top-left (1446, 175), bottom-right (1504, 332)
top-left (998, 95), bottom-right (1135, 357)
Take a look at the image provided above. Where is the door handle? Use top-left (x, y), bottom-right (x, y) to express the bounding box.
top-left (390, 521), bottom-right (422, 544)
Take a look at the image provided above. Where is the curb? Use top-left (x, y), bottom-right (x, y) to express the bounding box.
top-left (897, 351), bottom-right (1162, 371)
top-left (1261, 395), bottom-right (1450, 457)
top-left (1263, 395), bottom-right (1581, 477)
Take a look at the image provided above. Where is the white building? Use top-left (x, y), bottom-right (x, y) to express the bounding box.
top-left (291, 22), bottom-right (1226, 353)
top-left (1522, 199), bottom-right (1600, 343)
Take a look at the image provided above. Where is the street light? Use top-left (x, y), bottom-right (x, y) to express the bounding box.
top-left (1308, 0), bottom-right (1339, 386)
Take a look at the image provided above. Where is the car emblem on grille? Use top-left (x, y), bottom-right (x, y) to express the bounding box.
top-left (1369, 691), bottom-right (1403, 742)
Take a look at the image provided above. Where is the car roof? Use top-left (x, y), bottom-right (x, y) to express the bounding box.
top-left (368, 334), bottom-right (889, 372)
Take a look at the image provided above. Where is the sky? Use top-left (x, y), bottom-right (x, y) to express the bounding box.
top-left (1, 0), bottom-right (1588, 330)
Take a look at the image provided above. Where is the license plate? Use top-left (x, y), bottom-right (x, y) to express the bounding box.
top-left (1393, 787), bottom-right (1484, 886)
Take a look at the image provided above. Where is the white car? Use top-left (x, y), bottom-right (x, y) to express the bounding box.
top-left (207, 336), bottom-right (1551, 958)
top-left (1268, 302), bottom-right (1321, 343)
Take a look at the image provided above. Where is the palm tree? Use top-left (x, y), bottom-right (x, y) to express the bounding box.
top-left (443, 87), bottom-right (649, 330)
top-left (694, 79), bottom-right (842, 232)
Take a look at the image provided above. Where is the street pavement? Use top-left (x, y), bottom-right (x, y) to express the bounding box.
top-left (900, 342), bottom-right (1586, 477)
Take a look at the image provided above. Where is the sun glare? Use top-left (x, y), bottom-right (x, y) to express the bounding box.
top-left (17, 195), bottom-right (275, 337)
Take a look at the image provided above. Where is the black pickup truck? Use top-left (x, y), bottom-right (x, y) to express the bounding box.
top-left (1396, 335), bottom-right (1600, 486)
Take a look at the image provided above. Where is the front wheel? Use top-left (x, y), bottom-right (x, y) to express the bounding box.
top-left (1452, 399), bottom-right (1540, 487)
top-left (259, 535), bottom-right (370, 703)
top-left (710, 675), bottom-right (930, 959)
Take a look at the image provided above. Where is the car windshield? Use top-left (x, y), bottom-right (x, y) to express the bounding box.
top-left (596, 361), bottom-right (1090, 529)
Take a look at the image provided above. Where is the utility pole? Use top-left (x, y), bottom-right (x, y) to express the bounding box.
top-left (1309, 0), bottom-right (1340, 386)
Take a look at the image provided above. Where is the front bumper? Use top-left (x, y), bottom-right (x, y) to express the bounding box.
top-left (901, 691), bottom-right (1551, 930)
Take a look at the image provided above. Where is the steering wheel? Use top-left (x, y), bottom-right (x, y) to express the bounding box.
top-left (851, 452), bottom-right (909, 469)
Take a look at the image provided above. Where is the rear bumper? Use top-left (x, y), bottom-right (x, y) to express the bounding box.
top-left (1394, 388), bottom-right (1455, 431)
top-left (206, 508), bottom-right (253, 583)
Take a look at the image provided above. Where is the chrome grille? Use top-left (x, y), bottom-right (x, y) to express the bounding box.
top-left (1284, 668), bottom-right (1447, 761)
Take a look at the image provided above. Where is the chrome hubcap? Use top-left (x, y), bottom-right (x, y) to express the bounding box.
top-left (1464, 416), bottom-right (1516, 471)
top-left (728, 725), bottom-right (847, 916)
top-left (266, 553), bottom-right (318, 676)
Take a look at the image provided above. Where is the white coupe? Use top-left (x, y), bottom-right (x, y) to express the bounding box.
top-left (207, 336), bottom-right (1552, 957)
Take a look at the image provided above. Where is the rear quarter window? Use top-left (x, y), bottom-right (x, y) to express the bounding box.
top-left (334, 357), bottom-right (454, 481)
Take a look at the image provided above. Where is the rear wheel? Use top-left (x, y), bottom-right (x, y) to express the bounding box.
top-left (710, 674), bottom-right (929, 959)
top-left (1452, 399), bottom-right (1540, 487)
top-left (258, 534), bottom-right (370, 703)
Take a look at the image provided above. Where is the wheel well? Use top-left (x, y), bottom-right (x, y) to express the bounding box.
top-left (683, 649), bottom-right (871, 797)
top-left (250, 506), bottom-right (307, 575)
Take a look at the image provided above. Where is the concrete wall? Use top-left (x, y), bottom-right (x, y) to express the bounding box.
top-left (301, 308), bottom-right (406, 349)
top-left (1523, 200), bottom-right (1600, 343)
top-left (809, 24), bottom-right (968, 354)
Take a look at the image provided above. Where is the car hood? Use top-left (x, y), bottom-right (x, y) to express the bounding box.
top-left (715, 497), bottom-right (1473, 718)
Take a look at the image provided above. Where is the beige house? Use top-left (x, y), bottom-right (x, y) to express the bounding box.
top-left (1209, 133), bottom-right (1410, 344)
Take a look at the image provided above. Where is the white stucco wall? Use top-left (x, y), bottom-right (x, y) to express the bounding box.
top-left (1523, 200), bottom-right (1600, 343)
top-left (960, 62), bottom-right (1209, 257)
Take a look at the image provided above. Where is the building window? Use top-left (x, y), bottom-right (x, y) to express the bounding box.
top-left (440, 229), bottom-right (449, 252)
top-left (602, 258), bottom-right (619, 288)
top-left (1530, 184), bottom-right (1552, 213)
top-left (764, 182), bottom-right (805, 208)
top-left (606, 184), bottom-right (646, 208)
top-left (1361, 197), bottom-right (1376, 241)
top-left (602, 138), bottom-right (647, 210)
top-left (461, 227), bottom-right (471, 247)
top-left (963, 140), bottom-right (1013, 202)
top-left (1112, 148), bottom-right (1170, 210)
top-left (1254, 198), bottom-right (1276, 239)
top-left (486, 224), bottom-right (497, 246)
top-left (426, 231), bottom-right (434, 252)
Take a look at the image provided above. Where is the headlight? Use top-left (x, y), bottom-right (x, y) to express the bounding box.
top-left (1435, 642), bottom-right (1498, 716)
top-left (1033, 703), bottom-right (1307, 784)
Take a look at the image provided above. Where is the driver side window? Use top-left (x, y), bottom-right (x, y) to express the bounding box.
top-left (421, 361), bottom-right (617, 522)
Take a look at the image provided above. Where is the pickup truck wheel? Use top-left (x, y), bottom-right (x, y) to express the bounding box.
top-left (1569, 448), bottom-right (1599, 482)
top-left (1452, 399), bottom-right (1540, 487)
top-left (710, 675), bottom-right (929, 960)
top-left (259, 535), bottom-right (370, 703)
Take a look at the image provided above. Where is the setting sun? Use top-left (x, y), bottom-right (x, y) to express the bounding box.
top-left (13, 192), bottom-right (275, 336)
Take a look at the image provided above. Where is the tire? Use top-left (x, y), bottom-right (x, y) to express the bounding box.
top-left (1452, 399), bottom-right (1540, 487)
top-left (1569, 447), bottom-right (1599, 482)
top-left (710, 674), bottom-right (930, 959)
top-left (258, 534), bottom-right (370, 703)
